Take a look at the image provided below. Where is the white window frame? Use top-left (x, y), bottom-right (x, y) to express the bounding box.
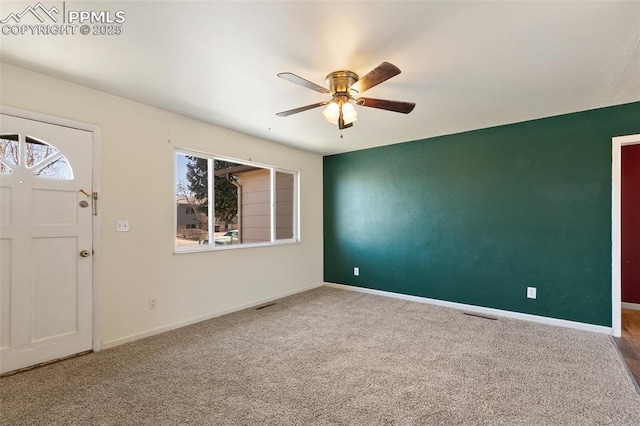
top-left (174, 148), bottom-right (299, 253)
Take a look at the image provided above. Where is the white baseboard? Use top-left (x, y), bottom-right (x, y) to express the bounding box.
top-left (101, 282), bottom-right (324, 350)
top-left (325, 283), bottom-right (613, 335)
top-left (622, 302), bottom-right (640, 311)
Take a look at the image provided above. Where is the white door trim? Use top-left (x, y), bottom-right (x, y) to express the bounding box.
top-left (612, 133), bottom-right (640, 338)
top-left (1, 105), bottom-right (102, 352)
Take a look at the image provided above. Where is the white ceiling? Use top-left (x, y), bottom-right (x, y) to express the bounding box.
top-left (1, 1), bottom-right (639, 155)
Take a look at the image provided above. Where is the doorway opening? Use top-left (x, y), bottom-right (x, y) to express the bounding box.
top-left (612, 134), bottom-right (640, 337)
top-left (612, 134), bottom-right (640, 387)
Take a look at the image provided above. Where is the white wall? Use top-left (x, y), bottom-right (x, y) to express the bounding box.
top-left (0, 63), bottom-right (324, 347)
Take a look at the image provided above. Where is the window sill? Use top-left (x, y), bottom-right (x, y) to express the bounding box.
top-left (173, 239), bottom-right (300, 255)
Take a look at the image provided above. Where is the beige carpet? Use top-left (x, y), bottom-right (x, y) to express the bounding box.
top-left (2, 286), bottom-right (639, 425)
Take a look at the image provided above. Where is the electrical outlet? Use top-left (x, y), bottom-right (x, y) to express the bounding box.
top-left (527, 287), bottom-right (537, 299)
top-left (116, 220), bottom-right (129, 232)
top-left (149, 298), bottom-right (157, 310)
top-left (354, 267), bottom-right (360, 276)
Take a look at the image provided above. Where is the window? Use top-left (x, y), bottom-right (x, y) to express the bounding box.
top-left (175, 150), bottom-right (298, 251)
top-left (0, 134), bottom-right (73, 179)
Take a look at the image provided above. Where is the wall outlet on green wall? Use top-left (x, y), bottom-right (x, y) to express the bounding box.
top-left (354, 267), bottom-right (359, 276)
top-left (527, 287), bottom-right (537, 299)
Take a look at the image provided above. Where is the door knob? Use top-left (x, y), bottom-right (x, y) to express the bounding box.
top-left (79, 250), bottom-right (91, 257)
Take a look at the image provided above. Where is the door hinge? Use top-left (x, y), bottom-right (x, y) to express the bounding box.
top-left (92, 192), bottom-right (98, 216)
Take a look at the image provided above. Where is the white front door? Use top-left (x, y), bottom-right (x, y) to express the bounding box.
top-left (0, 114), bottom-right (93, 374)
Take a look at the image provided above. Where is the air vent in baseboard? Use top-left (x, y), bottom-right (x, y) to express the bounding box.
top-left (463, 312), bottom-right (498, 321)
top-left (255, 303), bottom-right (276, 310)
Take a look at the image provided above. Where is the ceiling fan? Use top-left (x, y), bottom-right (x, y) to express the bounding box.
top-left (276, 62), bottom-right (416, 132)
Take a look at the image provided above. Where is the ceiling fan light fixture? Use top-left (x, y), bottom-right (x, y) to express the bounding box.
top-left (342, 102), bottom-right (358, 124)
top-left (322, 101), bottom-right (340, 124)
top-left (323, 101), bottom-right (358, 125)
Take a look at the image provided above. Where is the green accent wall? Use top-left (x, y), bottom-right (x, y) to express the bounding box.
top-left (324, 102), bottom-right (640, 327)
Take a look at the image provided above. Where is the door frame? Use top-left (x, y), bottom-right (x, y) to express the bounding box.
top-left (1, 105), bottom-right (102, 352)
top-left (612, 133), bottom-right (640, 338)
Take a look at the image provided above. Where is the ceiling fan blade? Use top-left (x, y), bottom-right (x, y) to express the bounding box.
top-left (357, 97), bottom-right (416, 114)
top-left (276, 101), bottom-right (328, 117)
top-left (277, 72), bottom-right (330, 94)
top-left (350, 62), bottom-right (401, 94)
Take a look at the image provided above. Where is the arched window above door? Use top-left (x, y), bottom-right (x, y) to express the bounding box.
top-left (0, 133), bottom-right (73, 179)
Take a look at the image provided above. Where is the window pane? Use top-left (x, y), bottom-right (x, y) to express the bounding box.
top-left (0, 134), bottom-right (19, 169)
top-left (176, 153), bottom-right (209, 247)
top-left (32, 155), bottom-right (73, 179)
top-left (214, 160), bottom-right (270, 245)
top-left (25, 136), bottom-right (59, 168)
top-left (275, 171), bottom-right (295, 240)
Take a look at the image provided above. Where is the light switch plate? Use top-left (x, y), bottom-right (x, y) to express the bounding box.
top-left (116, 220), bottom-right (129, 232)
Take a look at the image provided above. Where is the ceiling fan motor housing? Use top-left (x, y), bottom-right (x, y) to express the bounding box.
top-left (326, 70), bottom-right (359, 98)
